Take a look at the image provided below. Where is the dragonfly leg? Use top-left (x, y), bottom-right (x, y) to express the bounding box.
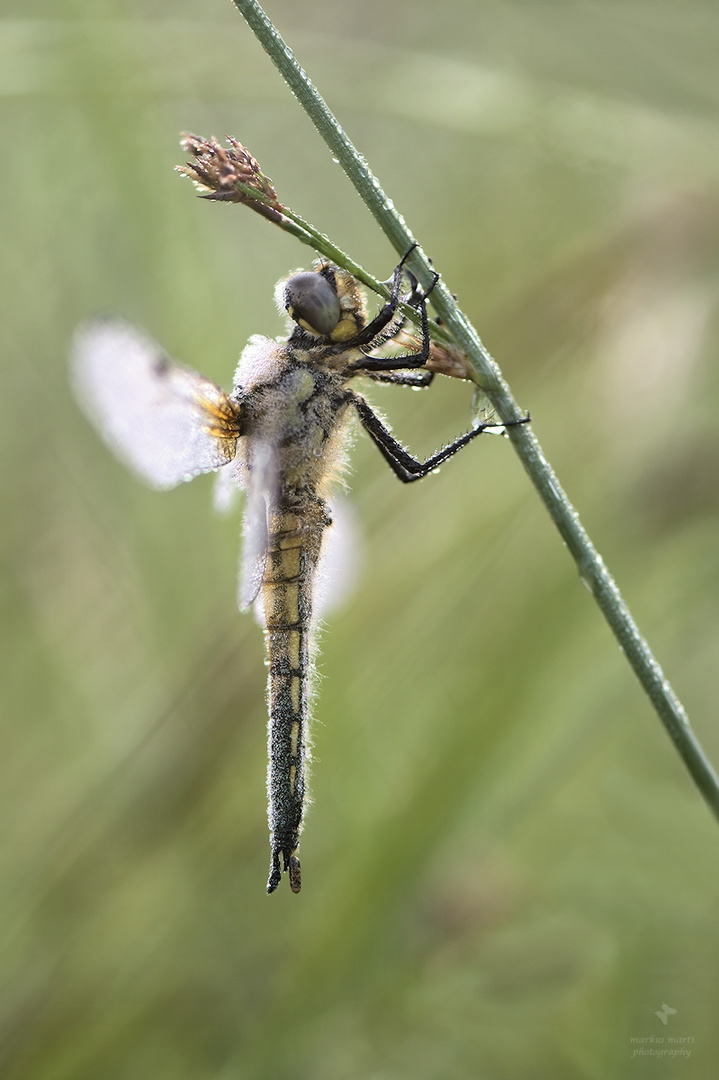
top-left (351, 392), bottom-right (530, 484)
top-left (345, 246), bottom-right (420, 348)
top-left (365, 369), bottom-right (435, 388)
top-left (352, 262), bottom-right (435, 373)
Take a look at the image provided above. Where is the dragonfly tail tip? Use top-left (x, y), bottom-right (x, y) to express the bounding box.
top-left (266, 848), bottom-right (302, 893)
top-left (289, 854), bottom-right (302, 893)
top-left (267, 851), bottom-right (282, 893)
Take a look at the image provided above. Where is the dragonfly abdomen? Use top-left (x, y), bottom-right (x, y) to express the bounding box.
top-left (262, 506), bottom-right (326, 894)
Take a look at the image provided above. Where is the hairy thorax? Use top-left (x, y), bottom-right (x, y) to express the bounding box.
top-left (232, 334), bottom-right (357, 501)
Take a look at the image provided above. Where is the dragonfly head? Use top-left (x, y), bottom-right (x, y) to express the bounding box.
top-left (282, 270), bottom-right (342, 339)
top-left (279, 263), bottom-right (367, 344)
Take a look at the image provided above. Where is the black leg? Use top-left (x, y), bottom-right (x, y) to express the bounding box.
top-left (354, 290), bottom-right (431, 372)
top-left (346, 247), bottom-right (439, 372)
top-left (366, 369), bottom-right (435, 388)
top-left (351, 392), bottom-right (529, 483)
top-left (339, 248), bottom-right (415, 350)
top-left (351, 263), bottom-right (438, 374)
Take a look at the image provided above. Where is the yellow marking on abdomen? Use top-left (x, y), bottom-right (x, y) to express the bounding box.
top-left (263, 582), bottom-right (300, 628)
top-left (290, 676), bottom-right (300, 713)
top-left (290, 720), bottom-right (300, 757)
top-left (278, 534), bottom-right (303, 550)
top-left (287, 631), bottom-right (301, 669)
top-left (276, 512), bottom-right (300, 536)
top-left (289, 764), bottom-right (296, 794)
top-left (267, 546), bottom-right (301, 582)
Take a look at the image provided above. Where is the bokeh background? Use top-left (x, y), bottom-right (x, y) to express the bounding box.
top-left (3, 1), bottom-right (719, 1077)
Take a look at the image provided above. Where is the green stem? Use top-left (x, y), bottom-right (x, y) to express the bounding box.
top-left (230, 0), bottom-right (719, 819)
top-left (279, 205), bottom-right (455, 346)
top-left (224, 178), bottom-right (454, 343)
top-left (207, 171), bottom-right (453, 343)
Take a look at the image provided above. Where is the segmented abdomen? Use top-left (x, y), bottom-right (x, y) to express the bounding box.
top-left (262, 500), bottom-right (328, 894)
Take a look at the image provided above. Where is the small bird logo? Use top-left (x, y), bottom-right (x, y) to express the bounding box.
top-left (655, 1003), bottom-right (677, 1025)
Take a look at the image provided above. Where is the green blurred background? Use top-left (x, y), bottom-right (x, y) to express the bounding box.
top-left (3, 1), bottom-right (719, 1076)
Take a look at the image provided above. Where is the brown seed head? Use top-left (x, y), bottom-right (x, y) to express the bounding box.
top-left (176, 133), bottom-right (285, 223)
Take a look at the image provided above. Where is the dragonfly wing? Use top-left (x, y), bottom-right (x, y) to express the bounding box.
top-left (313, 495), bottom-right (361, 619)
top-left (238, 440), bottom-right (277, 611)
top-left (71, 317), bottom-right (241, 489)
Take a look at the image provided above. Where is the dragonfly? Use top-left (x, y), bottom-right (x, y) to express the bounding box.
top-left (72, 249), bottom-right (525, 894)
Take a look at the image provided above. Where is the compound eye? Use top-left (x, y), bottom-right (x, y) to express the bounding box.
top-left (283, 272), bottom-right (341, 338)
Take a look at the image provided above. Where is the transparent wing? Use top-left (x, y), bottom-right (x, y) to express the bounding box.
top-left (71, 317), bottom-right (241, 490)
top-left (239, 441), bottom-right (277, 612)
top-left (313, 495), bottom-right (361, 620)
